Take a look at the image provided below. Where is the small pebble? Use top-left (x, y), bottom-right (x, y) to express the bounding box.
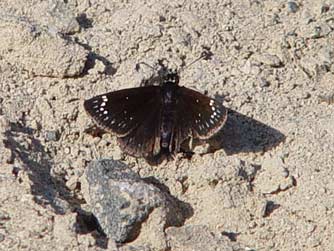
top-left (0, 233), bottom-right (5, 242)
top-left (2, 148), bottom-right (14, 164)
top-left (193, 143), bottom-right (210, 155)
top-left (30, 120), bottom-right (41, 131)
top-left (253, 54), bottom-right (282, 67)
top-left (248, 221), bottom-right (257, 229)
top-left (282, 168), bottom-right (289, 178)
top-left (321, 4), bottom-right (330, 14)
top-left (261, 200), bottom-right (279, 217)
top-left (313, 26), bottom-right (322, 38)
top-left (66, 176), bottom-right (79, 190)
top-left (0, 116), bottom-right (11, 133)
top-left (245, 248), bottom-right (256, 251)
top-left (287, 1), bottom-right (299, 13)
top-left (0, 211), bottom-right (10, 221)
top-left (45, 130), bottom-right (60, 141)
top-left (319, 94), bottom-right (334, 104)
top-left (259, 77), bottom-right (270, 88)
top-left (64, 147), bottom-right (71, 154)
top-left (302, 92), bottom-right (311, 99)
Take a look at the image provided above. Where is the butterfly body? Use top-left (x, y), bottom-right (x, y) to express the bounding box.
top-left (159, 70), bottom-right (180, 155)
top-left (84, 63), bottom-right (227, 161)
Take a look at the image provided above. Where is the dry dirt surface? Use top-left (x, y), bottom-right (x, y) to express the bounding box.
top-left (1, 0), bottom-right (334, 250)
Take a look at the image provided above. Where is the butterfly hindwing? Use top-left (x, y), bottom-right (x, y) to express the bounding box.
top-left (177, 87), bottom-right (228, 140)
top-left (117, 102), bottom-right (162, 158)
top-left (84, 86), bottom-right (161, 137)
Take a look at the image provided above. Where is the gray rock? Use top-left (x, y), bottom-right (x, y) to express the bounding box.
top-left (46, 0), bottom-right (81, 35)
top-left (287, 1), bottom-right (299, 13)
top-left (44, 130), bottom-right (60, 142)
top-left (253, 53), bottom-right (282, 67)
top-left (83, 159), bottom-right (187, 243)
top-left (259, 77), bottom-right (270, 88)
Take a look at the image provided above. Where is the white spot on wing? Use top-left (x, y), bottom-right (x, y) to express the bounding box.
top-left (103, 110), bottom-right (108, 114)
top-left (101, 102), bottom-right (106, 107)
top-left (104, 116), bottom-right (109, 121)
top-left (100, 107), bottom-right (104, 111)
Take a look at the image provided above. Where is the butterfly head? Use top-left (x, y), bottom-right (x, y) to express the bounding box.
top-left (160, 67), bottom-right (179, 86)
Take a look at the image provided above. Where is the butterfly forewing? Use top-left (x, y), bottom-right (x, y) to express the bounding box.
top-left (177, 87), bottom-right (228, 140)
top-left (84, 86), bottom-right (161, 137)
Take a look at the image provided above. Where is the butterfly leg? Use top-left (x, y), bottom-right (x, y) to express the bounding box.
top-left (188, 136), bottom-right (193, 150)
top-left (140, 75), bottom-right (161, 87)
top-left (174, 127), bottom-right (184, 153)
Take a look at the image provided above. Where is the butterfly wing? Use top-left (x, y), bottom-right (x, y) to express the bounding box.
top-left (117, 105), bottom-right (162, 158)
top-left (177, 86), bottom-right (228, 140)
top-left (84, 86), bottom-right (161, 137)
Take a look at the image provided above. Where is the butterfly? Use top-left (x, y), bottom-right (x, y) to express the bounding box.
top-left (84, 58), bottom-right (228, 162)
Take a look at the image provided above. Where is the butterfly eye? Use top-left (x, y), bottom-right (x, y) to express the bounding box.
top-left (162, 71), bottom-right (179, 84)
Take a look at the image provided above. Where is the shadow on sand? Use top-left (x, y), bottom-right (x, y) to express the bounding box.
top-left (4, 123), bottom-right (109, 248)
top-left (207, 108), bottom-right (286, 155)
top-left (4, 123), bottom-right (74, 214)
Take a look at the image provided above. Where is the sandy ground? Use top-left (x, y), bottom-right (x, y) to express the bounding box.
top-left (1, 0), bottom-right (334, 250)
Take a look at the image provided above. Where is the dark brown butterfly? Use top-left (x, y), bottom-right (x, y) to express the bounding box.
top-left (84, 57), bottom-right (227, 161)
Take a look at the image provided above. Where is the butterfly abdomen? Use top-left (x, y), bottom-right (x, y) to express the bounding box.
top-left (160, 84), bottom-right (178, 154)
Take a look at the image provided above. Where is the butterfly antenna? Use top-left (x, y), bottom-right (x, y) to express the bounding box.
top-left (136, 62), bottom-right (156, 72)
top-left (179, 50), bottom-right (213, 73)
